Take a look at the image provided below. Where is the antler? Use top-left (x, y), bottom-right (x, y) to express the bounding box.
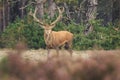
top-left (29, 6), bottom-right (64, 29)
top-left (29, 7), bottom-right (45, 26)
top-left (50, 7), bottom-right (64, 26)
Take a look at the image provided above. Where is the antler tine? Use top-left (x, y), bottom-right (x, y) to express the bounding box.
top-left (29, 7), bottom-right (44, 25)
top-left (50, 7), bottom-right (64, 26)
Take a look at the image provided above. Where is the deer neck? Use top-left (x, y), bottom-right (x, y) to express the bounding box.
top-left (44, 30), bottom-right (53, 45)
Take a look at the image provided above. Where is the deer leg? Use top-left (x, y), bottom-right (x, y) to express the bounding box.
top-left (55, 47), bottom-right (59, 57)
top-left (68, 48), bottom-right (73, 57)
top-left (46, 46), bottom-right (50, 59)
top-left (65, 42), bottom-right (73, 56)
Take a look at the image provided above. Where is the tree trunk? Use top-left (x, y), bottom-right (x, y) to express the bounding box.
top-left (105, 0), bottom-right (113, 25)
top-left (36, 0), bottom-right (44, 20)
top-left (77, 0), bottom-right (86, 24)
top-left (0, 2), bottom-right (2, 32)
top-left (97, 0), bottom-right (113, 26)
top-left (85, 0), bottom-right (97, 22)
top-left (2, 0), bottom-right (6, 31)
top-left (112, 0), bottom-right (120, 23)
top-left (48, 0), bottom-right (56, 18)
top-left (20, 0), bottom-right (27, 18)
top-left (64, 3), bottom-right (70, 19)
top-left (63, 2), bottom-right (72, 25)
top-left (84, 0), bottom-right (98, 35)
top-left (7, 1), bottom-right (10, 26)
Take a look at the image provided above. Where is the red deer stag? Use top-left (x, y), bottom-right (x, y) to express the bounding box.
top-left (29, 7), bottom-right (73, 57)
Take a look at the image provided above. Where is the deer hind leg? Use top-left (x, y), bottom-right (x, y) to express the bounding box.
top-left (65, 42), bottom-right (73, 56)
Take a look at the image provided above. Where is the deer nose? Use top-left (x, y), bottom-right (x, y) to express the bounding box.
top-left (45, 30), bottom-right (51, 35)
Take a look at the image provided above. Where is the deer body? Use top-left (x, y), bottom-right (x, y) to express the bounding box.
top-left (29, 6), bottom-right (73, 57)
top-left (44, 30), bottom-right (73, 48)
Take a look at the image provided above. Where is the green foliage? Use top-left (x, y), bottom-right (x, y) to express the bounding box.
top-left (0, 17), bottom-right (120, 50)
top-left (0, 17), bottom-right (45, 49)
top-left (55, 20), bottom-right (120, 50)
top-left (71, 20), bottom-right (120, 50)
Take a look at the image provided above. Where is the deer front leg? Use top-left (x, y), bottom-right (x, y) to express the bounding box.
top-left (46, 46), bottom-right (50, 59)
top-left (55, 47), bottom-right (59, 57)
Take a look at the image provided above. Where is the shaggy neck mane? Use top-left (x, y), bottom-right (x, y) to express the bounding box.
top-left (44, 31), bottom-right (54, 47)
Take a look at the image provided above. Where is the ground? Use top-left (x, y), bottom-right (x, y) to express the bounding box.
top-left (0, 49), bottom-right (120, 64)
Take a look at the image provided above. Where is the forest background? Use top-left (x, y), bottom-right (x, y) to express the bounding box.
top-left (0, 0), bottom-right (120, 50)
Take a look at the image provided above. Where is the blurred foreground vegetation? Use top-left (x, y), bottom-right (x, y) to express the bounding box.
top-left (0, 17), bottom-right (120, 50)
top-left (0, 46), bottom-right (120, 80)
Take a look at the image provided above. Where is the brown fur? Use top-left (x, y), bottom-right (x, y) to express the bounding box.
top-left (44, 30), bottom-right (73, 57)
top-left (44, 31), bottom-right (73, 47)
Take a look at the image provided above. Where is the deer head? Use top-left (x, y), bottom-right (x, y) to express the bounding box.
top-left (29, 6), bottom-right (64, 35)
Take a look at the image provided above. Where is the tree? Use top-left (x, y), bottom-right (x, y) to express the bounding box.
top-left (0, 1), bottom-right (3, 32)
top-left (112, 0), bottom-right (120, 23)
top-left (48, 0), bottom-right (56, 18)
top-left (20, 0), bottom-right (27, 18)
top-left (0, 0), bottom-right (11, 32)
top-left (0, 0), bottom-right (28, 32)
top-left (35, 0), bottom-right (45, 20)
top-left (0, 0), bottom-right (120, 32)
top-left (84, 0), bottom-right (98, 35)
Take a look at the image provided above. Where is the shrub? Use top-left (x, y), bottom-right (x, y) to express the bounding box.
top-left (0, 17), bottom-right (45, 49)
top-left (0, 18), bottom-right (120, 50)
top-left (70, 20), bottom-right (120, 50)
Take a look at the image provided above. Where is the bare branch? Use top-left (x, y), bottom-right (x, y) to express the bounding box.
top-left (7, 0), bottom-right (20, 4)
top-left (79, 0), bottom-right (86, 9)
top-left (20, 0), bottom-right (47, 10)
top-left (20, 2), bottom-right (36, 10)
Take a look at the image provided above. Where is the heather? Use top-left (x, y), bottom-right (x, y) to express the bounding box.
top-left (0, 45), bottom-right (120, 80)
